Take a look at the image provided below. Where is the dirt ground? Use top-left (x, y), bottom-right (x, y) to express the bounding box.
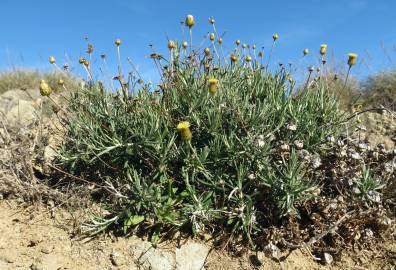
top-left (0, 200), bottom-right (395, 270)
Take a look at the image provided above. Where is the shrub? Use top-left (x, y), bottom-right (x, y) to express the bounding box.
top-left (362, 71), bottom-right (396, 110)
top-left (55, 33), bottom-right (348, 246)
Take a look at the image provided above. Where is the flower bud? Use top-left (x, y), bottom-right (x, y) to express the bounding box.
top-left (320, 44), bottom-right (327, 55)
top-left (185, 15), bottom-right (195, 28)
top-left (348, 53), bottom-right (358, 67)
top-left (49, 56), bottom-right (56, 64)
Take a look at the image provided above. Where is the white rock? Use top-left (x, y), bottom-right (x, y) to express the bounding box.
top-left (175, 242), bottom-right (209, 270)
top-left (323, 252), bottom-right (333, 265)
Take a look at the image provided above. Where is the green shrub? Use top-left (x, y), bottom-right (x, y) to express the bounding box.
top-left (53, 20), bottom-right (350, 245)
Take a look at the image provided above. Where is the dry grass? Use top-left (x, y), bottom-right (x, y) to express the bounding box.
top-left (362, 71), bottom-right (396, 110)
top-left (0, 69), bottom-right (78, 95)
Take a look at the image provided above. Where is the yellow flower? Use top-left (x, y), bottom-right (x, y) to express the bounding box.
top-left (348, 53), bottom-right (358, 66)
top-left (230, 54), bottom-right (238, 63)
top-left (245, 55), bottom-right (252, 62)
top-left (303, 48), bottom-right (309, 56)
top-left (208, 78), bottom-right (219, 95)
top-left (204, 47), bottom-right (211, 56)
top-left (168, 40), bottom-right (176, 50)
top-left (177, 121), bottom-right (192, 141)
top-left (49, 56), bottom-right (56, 64)
top-left (235, 39), bottom-right (241, 46)
top-left (182, 41), bottom-right (188, 49)
top-left (39, 80), bottom-right (52, 97)
top-left (272, 33), bottom-right (279, 41)
top-left (58, 79), bottom-right (64, 86)
top-left (209, 33), bottom-right (215, 41)
top-left (217, 37), bottom-right (223, 44)
top-left (320, 44), bottom-right (327, 55)
top-left (115, 38), bottom-right (122, 46)
top-left (185, 14), bottom-right (195, 28)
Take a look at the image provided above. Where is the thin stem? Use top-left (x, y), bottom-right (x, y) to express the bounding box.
top-left (343, 66), bottom-right (352, 90)
top-left (266, 41), bottom-right (275, 70)
top-left (304, 71), bottom-right (313, 89)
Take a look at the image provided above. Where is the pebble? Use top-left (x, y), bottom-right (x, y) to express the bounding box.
top-left (323, 252), bottom-right (333, 265)
top-left (41, 246), bottom-right (53, 254)
top-left (110, 251), bottom-right (125, 267)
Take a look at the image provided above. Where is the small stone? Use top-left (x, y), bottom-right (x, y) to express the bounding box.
top-left (263, 242), bottom-right (280, 259)
top-left (30, 263), bottom-right (42, 270)
top-left (110, 251), bottom-right (125, 267)
top-left (41, 246), bottom-right (53, 254)
top-left (323, 252), bottom-right (333, 265)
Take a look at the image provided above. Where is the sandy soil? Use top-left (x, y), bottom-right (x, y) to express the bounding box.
top-left (0, 200), bottom-right (395, 270)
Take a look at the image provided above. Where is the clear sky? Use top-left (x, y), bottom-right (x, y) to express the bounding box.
top-left (0, 0), bottom-right (395, 83)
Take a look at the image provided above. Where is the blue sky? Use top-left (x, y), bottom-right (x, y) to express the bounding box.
top-left (0, 0), bottom-right (395, 83)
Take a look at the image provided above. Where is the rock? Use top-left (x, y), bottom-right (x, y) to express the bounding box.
top-left (323, 252), bottom-right (333, 265)
top-left (30, 262), bottom-right (43, 270)
top-left (44, 146), bottom-right (57, 163)
top-left (6, 99), bottom-right (37, 126)
top-left (41, 246), bottom-right (53, 254)
top-left (131, 240), bottom-right (174, 270)
top-left (110, 251), bottom-right (126, 267)
top-left (175, 242), bottom-right (209, 270)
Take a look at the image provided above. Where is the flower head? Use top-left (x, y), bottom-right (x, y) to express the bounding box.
top-left (303, 48), bottom-right (309, 56)
top-left (217, 37), bottom-right (223, 44)
top-left (49, 56), bottom-right (56, 64)
top-left (185, 14), bottom-right (195, 28)
top-left (168, 40), bottom-right (176, 50)
top-left (177, 121), bottom-right (192, 141)
top-left (235, 39), bottom-right (241, 46)
top-left (182, 41), bottom-right (188, 49)
top-left (320, 44), bottom-right (327, 55)
top-left (272, 33), bottom-right (279, 41)
top-left (245, 55), bottom-right (252, 62)
top-left (39, 80), bottom-right (52, 97)
top-left (58, 79), bottom-right (64, 86)
top-left (230, 54), bottom-right (238, 63)
top-left (209, 17), bottom-right (215, 24)
top-left (348, 53), bottom-right (358, 67)
top-left (115, 38), bottom-right (122, 46)
top-left (208, 78), bottom-right (219, 95)
top-left (204, 47), bottom-right (211, 56)
top-left (209, 33), bottom-right (215, 41)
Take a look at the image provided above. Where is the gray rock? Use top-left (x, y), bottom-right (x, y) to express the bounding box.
top-left (131, 241), bottom-right (174, 270)
top-left (175, 242), bottom-right (209, 270)
top-left (6, 99), bottom-right (37, 126)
